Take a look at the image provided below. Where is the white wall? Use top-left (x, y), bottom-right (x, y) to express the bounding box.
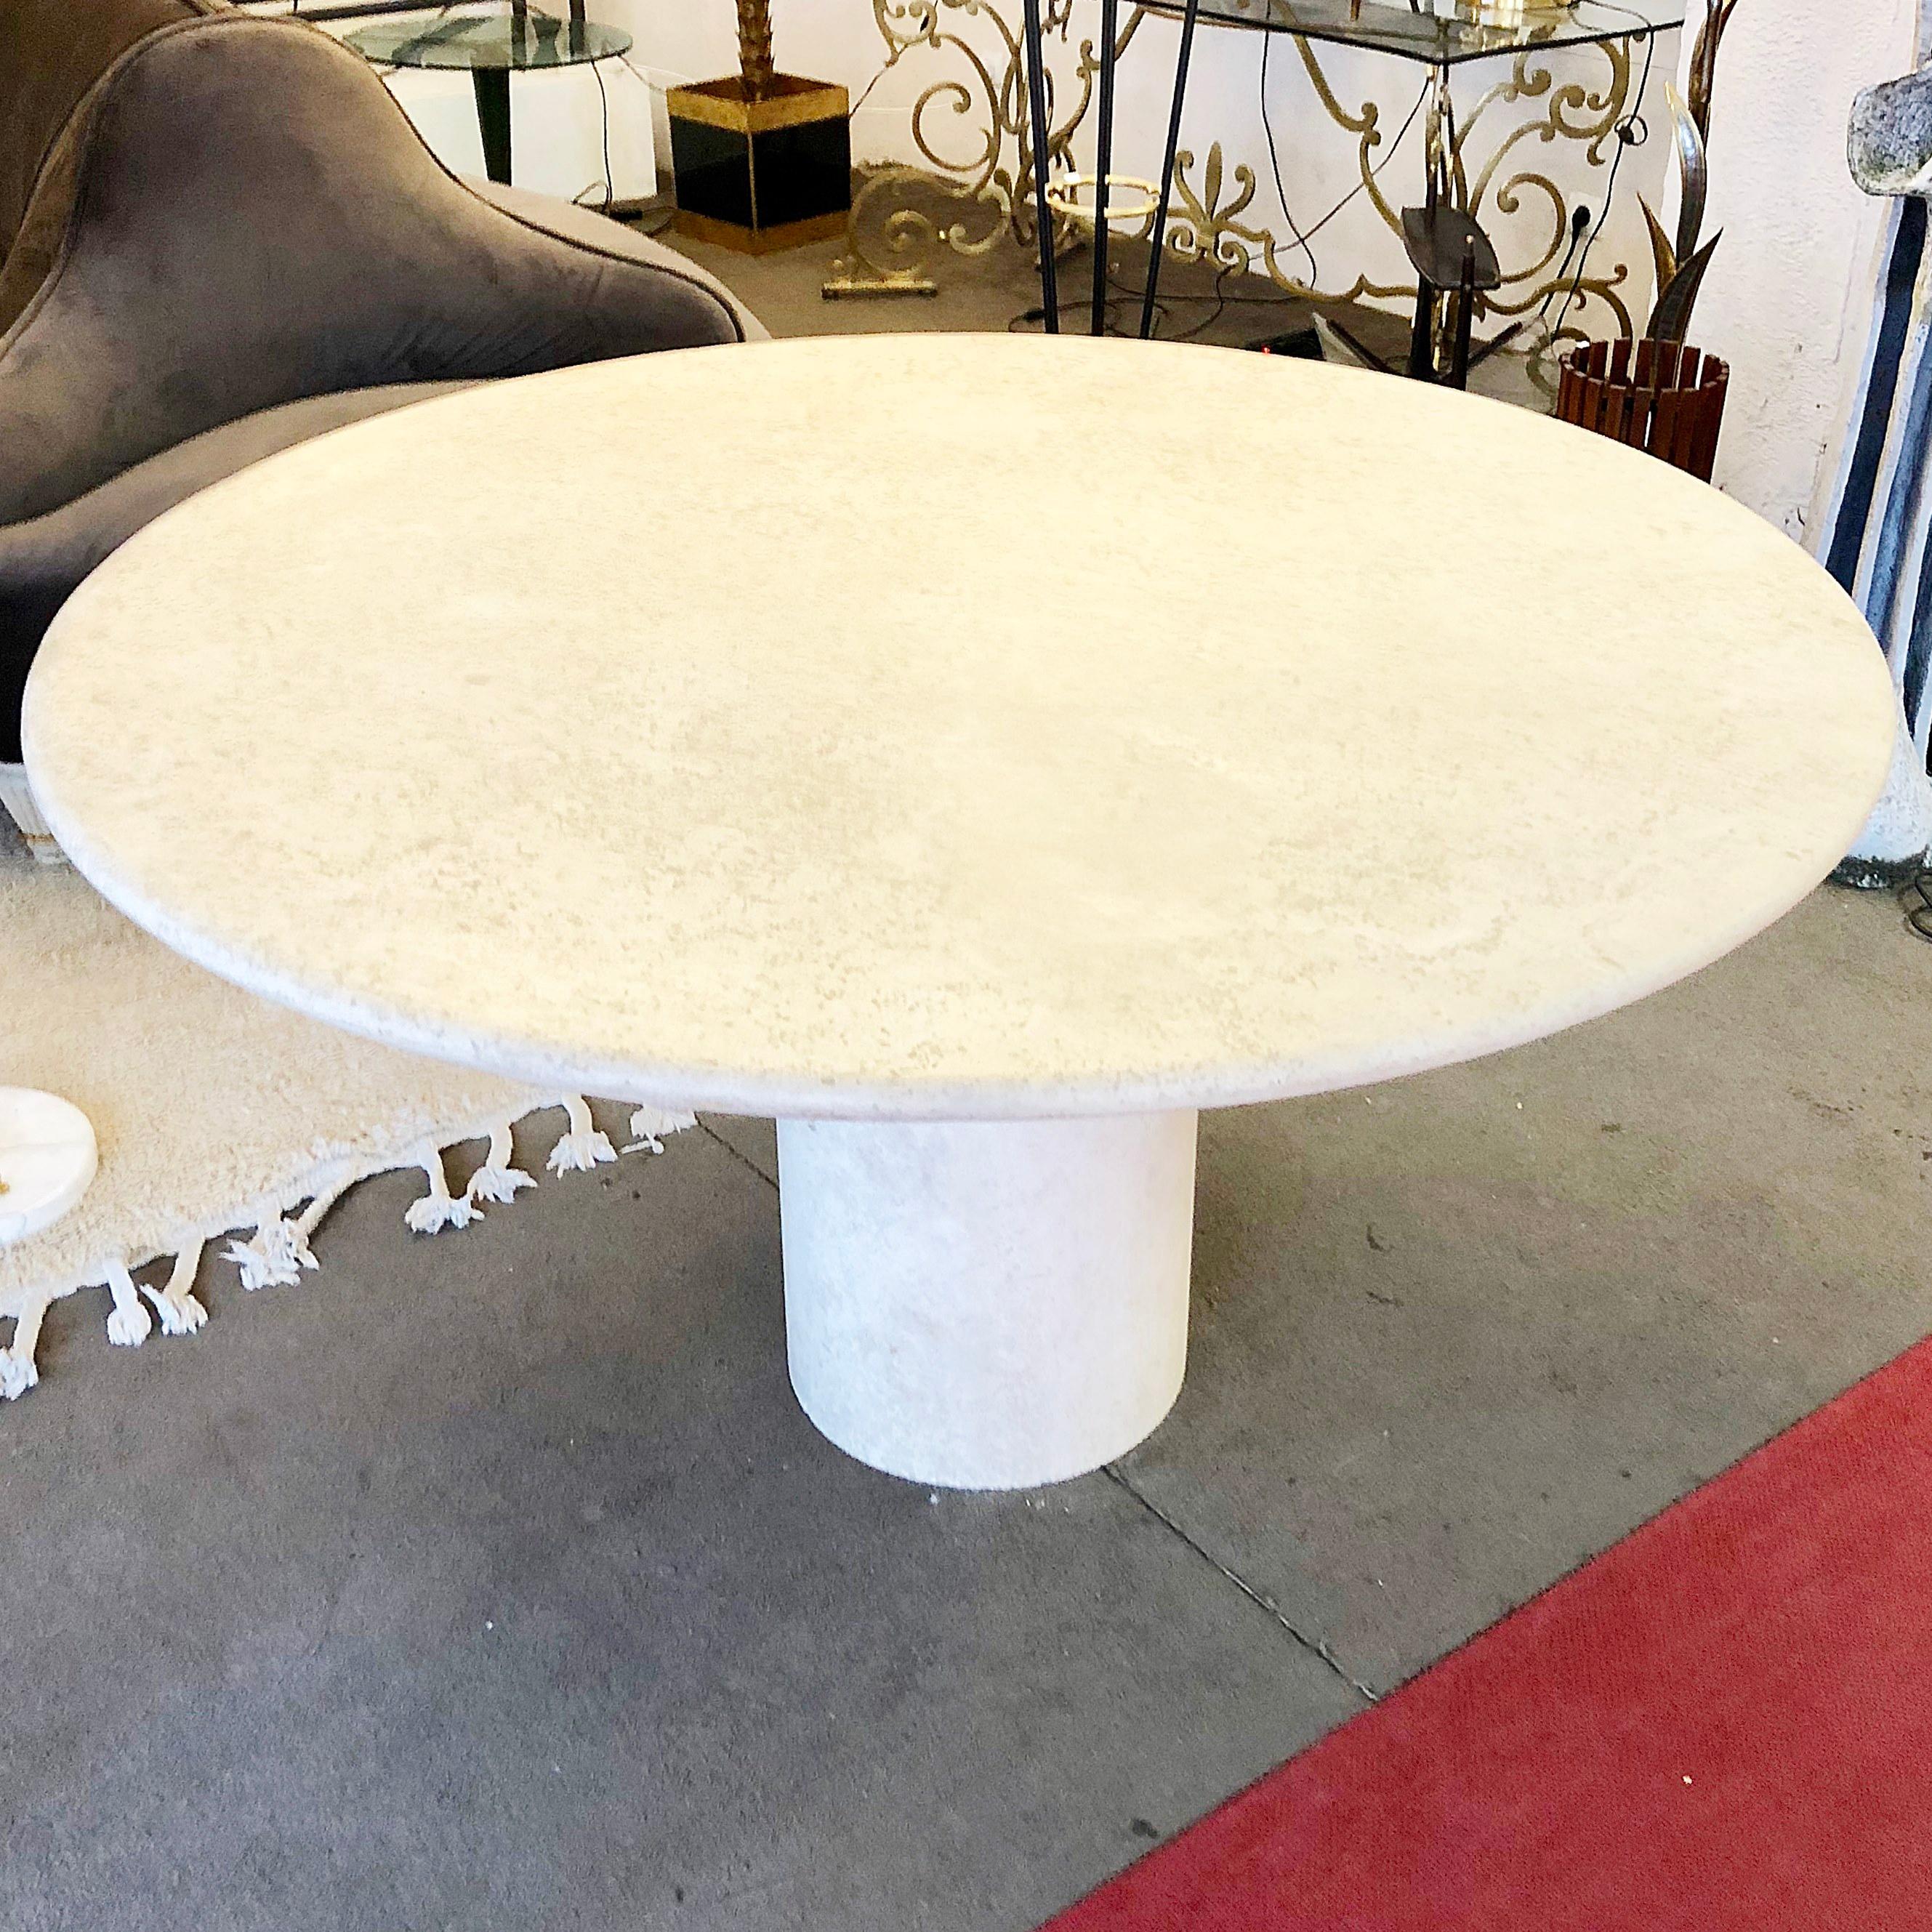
top-left (584, 0), bottom-right (893, 174)
top-left (1686, 0), bottom-right (1917, 537)
top-left (378, 57), bottom-right (659, 203)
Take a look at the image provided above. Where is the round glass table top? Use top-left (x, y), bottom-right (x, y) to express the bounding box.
top-left (344, 10), bottom-right (632, 72)
top-left (23, 335), bottom-right (1895, 1122)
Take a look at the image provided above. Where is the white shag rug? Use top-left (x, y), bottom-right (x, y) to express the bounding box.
top-left (0, 843), bottom-right (693, 1401)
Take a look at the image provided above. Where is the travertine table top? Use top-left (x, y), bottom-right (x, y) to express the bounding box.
top-left (25, 335), bottom-right (1894, 1119)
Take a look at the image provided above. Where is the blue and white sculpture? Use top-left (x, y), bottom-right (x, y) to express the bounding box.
top-left (1822, 17), bottom-right (1932, 885)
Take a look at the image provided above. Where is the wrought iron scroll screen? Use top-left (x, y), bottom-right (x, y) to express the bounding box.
top-left (832, 0), bottom-right (1655, 351)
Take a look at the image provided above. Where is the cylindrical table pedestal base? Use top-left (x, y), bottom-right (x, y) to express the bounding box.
top-left (776, 1111), bottom-right (1197, 1489)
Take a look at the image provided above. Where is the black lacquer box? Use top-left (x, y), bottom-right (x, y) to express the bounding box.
top-left (668, 74), bottom-right (850, 254)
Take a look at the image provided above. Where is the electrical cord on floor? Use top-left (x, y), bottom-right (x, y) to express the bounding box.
top-left (1009, 291), bottom-right (1170, 332)
top-left (1101, 260), bottom-right (1311, 310)
top-left (1165, 259), bottom-right (1244, 339)
top-left (1012, 254), bottom-right (1350, 338)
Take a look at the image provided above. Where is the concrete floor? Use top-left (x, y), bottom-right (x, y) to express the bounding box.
top-left (6, 237), bottom-right (1930, 1931)
top-left (9, 887), bottom-right (1930, 1932)
top-left (669, 214), bottom-right (1544, 407)
top-left (679, 220), bottom-right (1303, 347)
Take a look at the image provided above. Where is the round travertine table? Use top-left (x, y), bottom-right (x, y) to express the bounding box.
top-left (23, 335), bottom-right (1894, 1489)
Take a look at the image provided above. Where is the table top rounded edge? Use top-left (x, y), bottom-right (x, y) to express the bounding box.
top-left (26, 745), bottom-right (1885, 1124)
top-left (22, 333), bottom-right (1901, 1125)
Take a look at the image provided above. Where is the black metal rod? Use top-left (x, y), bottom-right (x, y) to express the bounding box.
top-left (1021, 0), bottom-right (1060, 333)
top-left (1406, 279), bottom-right (1434, 381)
top-left (1449, 238), bottom-right (1477, 390)
top-left (1323, 318), bottom-right (1396, 377)
top-left (473, 66), bottom-right (513, 182)
top-left (1090, 0), bottom-right (1119, 337)
top-left (1467, 318), bottom-right (1529, 371)
top-left (291, 1), bottom-right (451, 20)
top-left (1138, 0), bottom-right (1202, 339)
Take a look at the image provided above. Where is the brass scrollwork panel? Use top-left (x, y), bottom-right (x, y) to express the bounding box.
top-left (832, 0), bottom-right (1649, 351)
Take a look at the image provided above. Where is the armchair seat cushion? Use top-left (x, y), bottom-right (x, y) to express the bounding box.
top-left (0, 382), bottom-right (469, 761)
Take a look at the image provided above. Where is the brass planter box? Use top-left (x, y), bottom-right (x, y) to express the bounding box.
top-left (667, 74), bottom-right (850, 254)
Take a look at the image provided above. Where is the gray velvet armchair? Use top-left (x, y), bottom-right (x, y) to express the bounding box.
top-left (0, 0), bottom-right (764, 856)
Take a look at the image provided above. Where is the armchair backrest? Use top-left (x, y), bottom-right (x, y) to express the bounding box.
top-left (0, 6), bottom-right (751, 528)
top-left (0, 0), bottom-right (220, 281)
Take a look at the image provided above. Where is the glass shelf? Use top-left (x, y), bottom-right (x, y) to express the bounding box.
top-left (345, 8), bottom-right (632, 72)
top-left (1141, 0), bottom-right (1683, 66)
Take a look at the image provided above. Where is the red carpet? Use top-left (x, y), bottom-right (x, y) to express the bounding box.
top-left (1047, 1340), bottom-right (1932, 1931)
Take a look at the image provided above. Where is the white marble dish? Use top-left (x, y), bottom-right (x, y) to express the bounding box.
top-left (0, 1090), bottom-right (98, 1247)
top-left (23, 334), bottom-right (1897, 1486)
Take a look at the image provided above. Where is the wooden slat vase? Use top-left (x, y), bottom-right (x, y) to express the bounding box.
top-left (1555, 339), bottom-right (1730, 482)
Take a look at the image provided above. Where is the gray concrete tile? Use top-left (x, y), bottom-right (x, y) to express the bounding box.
top-left (701, 1112), bottom-right (778, 1186)
top-left (1120, 885), bottom-right (1932, 1691)
top-left (672, 224), bottom-right (1044, 338)
top-left (667, 221), bottom-right (1347, 355)
top-left (1, 1113), bottom-right (1360, 1932)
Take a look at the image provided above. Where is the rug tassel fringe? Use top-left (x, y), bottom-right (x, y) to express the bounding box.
top-left (105, 1251), bottom-right (209, 1346)
top-left (624, 1105), bottom-right (697, 1154)
top-left (226, 1215), bottom-right (321, 1290)
top-left (141, 1241), bottom-right (209, 1337)
top-left (405, 1143), bottom-right (483, 1234)
top-left (467, 1122), bottom-right (536, 1206)
top-left (547, 1094), bottom-right (618, 1175)
top-left (3, 1098), bottom-right (693, 1401)
top-left (105, 1261), bottom-right (153, 1347)
top-left (1, 1293), bottom-right (50, 1398)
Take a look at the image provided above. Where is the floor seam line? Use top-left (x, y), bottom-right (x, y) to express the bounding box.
top-left (691, 1117), bottom-right (1380, 1704)
top-left (696, 1119), bottom-right (780, 1193)
top-left (1103, 1464), bottom-right (1381, 1704)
